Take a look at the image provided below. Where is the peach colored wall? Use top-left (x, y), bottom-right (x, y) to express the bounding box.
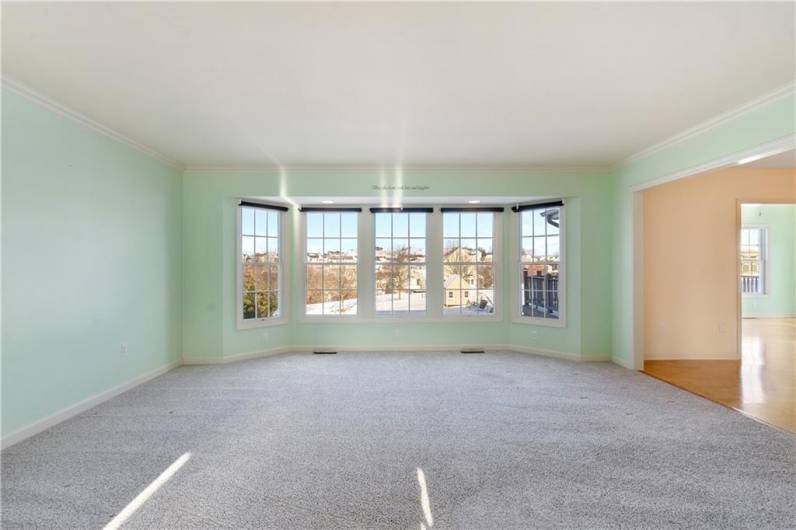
top-left (642, 167), bottom-right (795, 360)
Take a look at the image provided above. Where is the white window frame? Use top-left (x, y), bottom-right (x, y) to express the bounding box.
top-left (297, 205), bottom-right (502, 323)
top-left (441, 209), bottom-right (500, 318)
top-left (740, 226), bottom-right (769, 297)
top-left (237, 203), bottom-right (287, 329)
top-left (301, 209), bottom-right (362, 318)
top-left (512, 203), bottom-right (566, 328)
top-left (373, 209), bottom-right (430, 317)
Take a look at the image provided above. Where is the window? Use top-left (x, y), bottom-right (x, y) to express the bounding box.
top-left (518, 202), bottom-right (563, 321)
top-left (740, 227), bottom-right (767, 294)
top-left (240, 203), bottom-right (283, 322)
top-left (374, 210), bottom-right (428, 314)
top-left (443, 211), bottom-right (496, 315)
top-left (305, 210), bottom-right (359, 315)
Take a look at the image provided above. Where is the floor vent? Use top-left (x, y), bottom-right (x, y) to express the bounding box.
top-left (460, 348), bottom-right (485, 354)
top-left (313, 350), bottom-right (337, 355)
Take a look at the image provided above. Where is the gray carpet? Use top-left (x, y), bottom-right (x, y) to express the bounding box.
top-left (2, 351), bottom-right (795, 529)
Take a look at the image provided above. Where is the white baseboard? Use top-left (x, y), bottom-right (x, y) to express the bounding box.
top-left (203, 344), bottom-right (584, 363)
top-left (1, 359), bottom-right (182, 450)
top-left (611, 356), bottom-right (635, 369)
top-left (182, 346), bottom-right (292, 365)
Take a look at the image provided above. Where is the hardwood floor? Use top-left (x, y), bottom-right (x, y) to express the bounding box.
top-left (644, 318), bottom-right (795, 433)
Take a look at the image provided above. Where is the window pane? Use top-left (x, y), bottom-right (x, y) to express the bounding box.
top-left (460, 213), bottom-right (476, 237)
top-left (242, 208), bottom-right (255, 235)
top-left (340, 212), bottom-right (357, 237)
top-left (443, 212), bottom-right (459, 238)
top-left (324, 238), bottom-right (341, 261)
top-left (533, 237), bottom-right (546, 259)
top-left (475, 290), bottom-right (495, 314)
top-left (323, 265), bottom-right (341, 291)
top-left (443, 239), bottom-right (460, 262)
top-left (460, 239), bottom-right (477, 262)
top-left (375, 238), bottom-right (392, 262)
top-left (340, 238), bottom-right (358, 262)
top-left (521, 211), bottom-right (533, 237)
top-left (375, 213), bottom-right (391, 238)
top-left (477, 238), bottom-right (493, 262)
top-left (255, 292), bottom-right (270, 318)
top-left (546, 291), bottom-right (560, 319)
top-left (242, 236), bottom-right (255, 258)
top-left (307, 264), bottom-right (323, 291)
top-left (375, 264), bottom-right (392, 296)
top-left (410, 265), bottom-right (426, 292)
top-left (269, 263), bottom-right (279, 291)
top-left (477, 213), bottom-right (493, 238)
top-left (255, 210), bottom-right (268, 236)
top-left (306, 290), bottom-right (324, 315)
top-left (268, 211), bottom-right (279, 237)
top-left (393, 213), bottom-right (409, 237)
top-left (409, 213), bottom-right (426, 238)
top-left (306, 239), bottom-right (323, 262)
top-left (477, 265), bottom-right (494, 289)
top-left (324, 291), bottom-right (342, 315)
top-left (394, 239), bottom-right (410, 262)
top-left (409, 290), bottom-right (427, 313)
top-left (243, 263), bottom-right (255, 292)
top-left (547, 235), bottom-right (560, 259)
top-left (254, 264), bottom-right (269, 291)
top-left (375, 286), bottom-right (392, 313)
top-left (255, 237), bottom-right (268, 263)
top-left (341, 265), bottom-right (357, 291)
top-left (324, 212), bottom-right (340, 237)
top-left (533, 210), bottom-right (546, 236)
top-left (270, 291), bottom-right (280, 317)
top-left (243, 292), bottom-right (256, 319)
top-left (307, 213), bottom-right (323, 237)
top-left (521, 237), bottom-right (533, 262)
top-left (410, 239), bottom-right (426, 262)
top-left (267, 237), bottom-right (279, 261)
top-left (546, 208), bottom-right (560, 235)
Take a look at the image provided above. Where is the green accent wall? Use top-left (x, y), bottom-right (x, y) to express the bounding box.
top-left (741, 203), bottom-right (796, 317)
top-left (1, 89), bottom-right (183, 437)
top-left (612, 90), bottom-right (796, 367)
top-left (181, 169), bottom-right (614, 363)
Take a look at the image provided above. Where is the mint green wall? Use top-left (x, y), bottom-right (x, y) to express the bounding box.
top-left (182, 169), bottom-right (614, 362)
top-left (1, 89), bottom-right (183, 437)
top-left (612, 90), bottom-right (796, 367)
top-left (742, 204), bottom-right (796, 317)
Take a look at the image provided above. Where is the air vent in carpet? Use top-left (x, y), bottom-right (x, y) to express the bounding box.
top-left (460, 348), bottom-right (485, 354)
top-left (313, 350), bottom-right (337, 355)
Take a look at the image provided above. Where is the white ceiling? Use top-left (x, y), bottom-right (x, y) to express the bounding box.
top-left (2, 2), bottom-right (794, 168)
top-left (747, 149), bottom-right (796, 168)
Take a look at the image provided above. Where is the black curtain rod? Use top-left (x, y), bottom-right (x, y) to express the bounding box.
top-left (510, 200), bottom-right (564, 212)
top-left (299, 207), bottom-right (363, 212)
top-left (369, 207), bottom-right (434, 213)
top-left (239, 200), bottom-right (289, 211)
top-left (440, 207), bottom-right (505, 213)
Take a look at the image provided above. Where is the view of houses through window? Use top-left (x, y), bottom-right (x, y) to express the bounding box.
top-left (241, 206), bottom-right (281, 320)
top-left (305, 211), bottom-right (359, 315)
top-left (740, 227), bottom-right (767, 294)
top-left (375, 212), bottom-right (427, 314)
top-left (443, 212), bottom-right (496, 315)
top-left (520, 205), bottom-right (561, 320)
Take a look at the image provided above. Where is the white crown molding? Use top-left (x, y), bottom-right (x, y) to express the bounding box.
top-left (2, 76), bottom-right (183, 169)
top-left (182, 164), bottom-right (612, 174)
top-left (621, 81), bottom-right (796, 166)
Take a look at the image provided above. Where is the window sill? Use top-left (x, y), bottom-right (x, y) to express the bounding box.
top-left (511, 316), bottom-right (566, 328)
top-left (297, 314), bottom-right (503, 324)
top-left (237, 317), bottom-right (289, 330)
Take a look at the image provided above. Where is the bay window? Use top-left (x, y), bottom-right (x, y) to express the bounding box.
top-left (304, 209), bottom-right (360, 315)
top-left (239, 201), bottom-right (286, 324)
top-left (372, 208), bottom-right (430, 315)
top-left (515, 201), bottom-right (564, 322)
